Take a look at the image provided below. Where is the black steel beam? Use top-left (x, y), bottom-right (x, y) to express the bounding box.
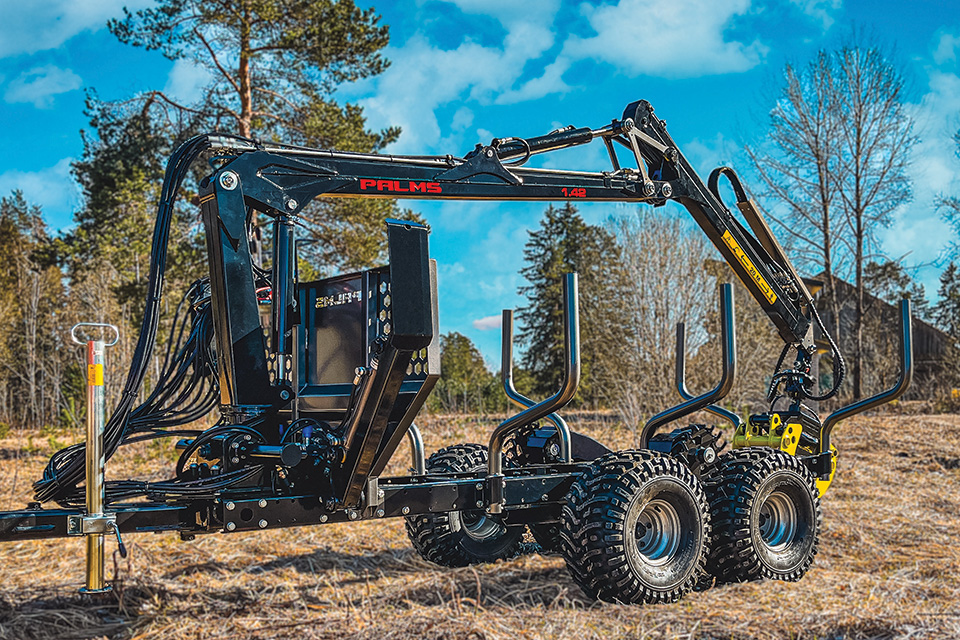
top-left (0, 467), bottom-right (583, 542)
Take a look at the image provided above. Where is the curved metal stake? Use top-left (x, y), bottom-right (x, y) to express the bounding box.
top-left (406, 423), bottom-right (426, 476)
top-left (640, 283), bottom-right (737, 448)
top-left (675, 321), bottom-right (743, 430)
top-left (487, 273), bottom-right (581, 514)
top-left (820, 299), bottom-right (913, 453)
top-left (501, 309), bottom-right (571, 463)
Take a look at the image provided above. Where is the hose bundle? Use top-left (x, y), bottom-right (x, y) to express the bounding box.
top-left (34, 133), bottom-right (257, 505)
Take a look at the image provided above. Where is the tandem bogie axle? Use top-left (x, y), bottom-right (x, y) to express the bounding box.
top-left (0, 98), bottom-right (915, 604)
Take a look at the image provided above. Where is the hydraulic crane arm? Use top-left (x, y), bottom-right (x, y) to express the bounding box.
top-left (209, 99), bottom-right (816, 351)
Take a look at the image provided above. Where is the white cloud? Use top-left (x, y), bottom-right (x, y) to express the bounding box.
top-left (438, 0), bottom-right (561, 25)
top-left (472, 314), bottom-right (502, 330)
top-left (562, 0), bottom-right (768, 78)
top-left (450, 106), bottom-right (474, 131)
top-left (358, 5), bottom-right (561, 152)
top-left (164, 59), bottom-right (213, 104)
top-left (495, 58), bottom-right (571, 105)
top-left (933, 31), bottom-right (960, 66)
top-left (787, 0), bottom-right (842, 31)
top-left (681, 133), bottom-right (743, 177)
top-left (4, 65), bottom-right (82, 108)
top-left (0, 158), bottom-right (79, 228)
top-left (881, 40), bottom-right (960, 296)
top-left (0, 0), bottom-right (154, 58)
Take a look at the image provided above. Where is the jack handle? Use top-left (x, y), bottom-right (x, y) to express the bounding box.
top-left (675, 320), bottom-right (744, 431)
top-left (820, 299), bottom-right (913, 453)
top-left (71, 321), bottom-right (120, 594)
top-left (487, 273), bottom-right (581, 513)
top-left (640, 283), bottom-right (737, 448)
top-left (500, 309), bottom-right (572, 463)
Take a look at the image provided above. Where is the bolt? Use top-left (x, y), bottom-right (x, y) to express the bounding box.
top-left (231, 457), bottom-right (240, 465)
top-left (402, 506), bottom-right (410, 515)
top-left (225, 522), bottom-right (236, 531)
top-left (642, 181), bottom-right (656, 196)
top-left (475, 482), bottom-right (484, 491)
top-left (279, 389), bottom-right (291, 401)
top-left (320, 515), bottom-right (328, 523)
top-left (485, 148), bottom-right (494, 158)
top-left (541, 494), bottom-right (549, 501)
top-left (286, 198), bottom-right (298, 211)
top-left (378, 488), bottom-right (385, 499)
top-left (225, 501), bottom-right (236, 511)
top-left (476, 500), bottom-right (484, 508)
top-left (347, 510), bottom-right (358, 520)
top-left (258, 519), bottom-right (268, 529)
top-left (376, 508), bottom-right (385, 518)
top-left (219, 171), bottom-right (238, 190)
top-left (547, 443), bottom-right (561, 457)
top-left (231, 441), bottom-right (239, 449)
top-left (703, 447), bottom-right (716, 464)
top-left (661, 183), bottom-right (673, 198)
top-left (258, 499), bottom-right (267, 508)
top-left (244, 435), bottom-right (252, 441)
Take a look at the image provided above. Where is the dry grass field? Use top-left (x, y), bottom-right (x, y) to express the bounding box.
top-left (0, 411), bottom-right (959, 640)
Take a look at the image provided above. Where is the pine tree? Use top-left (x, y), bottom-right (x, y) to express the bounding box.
top-left (431, 332), bottom-right (496, 413)
top-left (936, 263), bottom-right (960, 341)
top-left (861, 259), bottom-right (931, 392)
top-left (934, 263), bottom-right (960, 398)
top-left (516, 204), bottom-right (624, 406)
top-left (107, 0), bottom-right (404, 272)
top-left (864, 260), bottom-right (930, 320)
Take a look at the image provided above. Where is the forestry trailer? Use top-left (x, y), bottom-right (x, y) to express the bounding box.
top-left (0, 99), bottom-right (913, 604)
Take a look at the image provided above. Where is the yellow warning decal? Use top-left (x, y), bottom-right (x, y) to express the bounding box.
top-left (87, 364), bottom-right (104, 387)
top-left (721, 231), bottom-right (777, 304)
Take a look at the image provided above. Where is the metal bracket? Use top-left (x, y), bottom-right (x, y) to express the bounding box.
top-left (67, 513), bottom-right (116, 536)
top-left (485, 474), bottom-right (505, 513)
top-left (365, 476), bottom-right (383, 508)
top-left (434, 145), bottom-right (522, 185)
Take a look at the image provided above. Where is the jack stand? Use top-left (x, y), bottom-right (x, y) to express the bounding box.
top-left (69, 323), bottom-right (120, 595)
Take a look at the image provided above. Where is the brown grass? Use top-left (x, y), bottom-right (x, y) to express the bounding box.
top-left (1, 412), bottom-right (959, 640)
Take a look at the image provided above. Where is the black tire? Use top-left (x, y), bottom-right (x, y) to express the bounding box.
top-left (706, 447), bottom-right (821, 584)
top-left (559, 450), bottom-right (710, 604)
top-left (404, 444), bottom-right (525, 567)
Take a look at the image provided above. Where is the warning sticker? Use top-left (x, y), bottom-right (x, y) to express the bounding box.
top-left (87, 364), bottom-right (104, 387)
top-left (721, 231), bottom-right (777, 304)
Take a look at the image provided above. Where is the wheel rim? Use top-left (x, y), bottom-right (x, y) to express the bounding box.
top-left (454, 510), bottom-right (504, 541)
top-left (758, 490), bottom-right (798, 551)
top-left (634, 499), bottom-right (682, 566)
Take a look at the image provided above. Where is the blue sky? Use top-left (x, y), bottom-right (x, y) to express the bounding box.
top-left (1, 0), bottom-right (959, 366)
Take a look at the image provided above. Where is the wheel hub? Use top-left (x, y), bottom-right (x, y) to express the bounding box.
top-left (634, 499), bottom-right (682, 566)
top-left (758, 490), bottom-right (798, 551)
top-left (453, 509), bottom-right (504, 542)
